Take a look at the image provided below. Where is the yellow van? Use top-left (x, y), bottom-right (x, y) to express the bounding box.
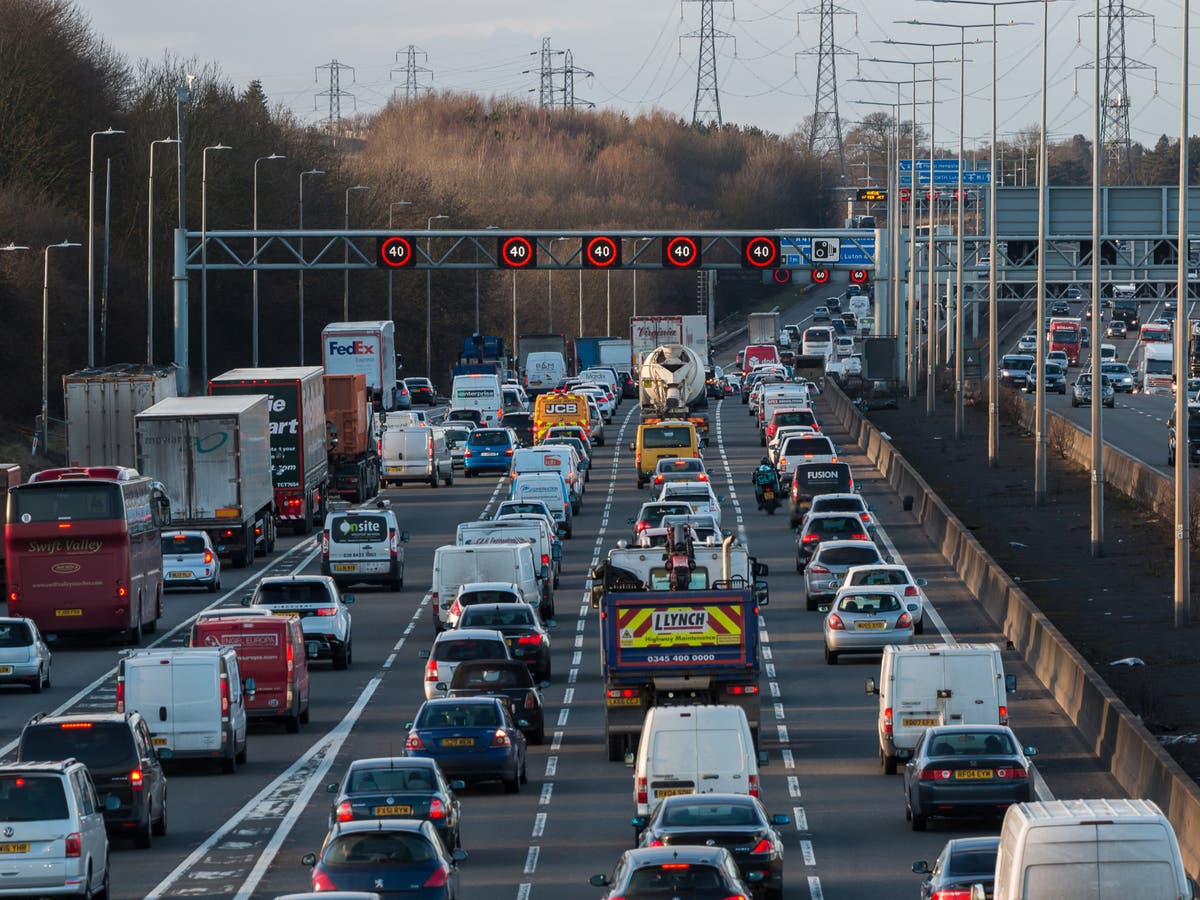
top-left (632, 421), bottom-right (699, 488)
top-left (533, 393), bottom-right (591, 443)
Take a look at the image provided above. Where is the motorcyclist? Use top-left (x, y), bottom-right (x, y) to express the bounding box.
top-left (752, 457), bottom-right (780, 509)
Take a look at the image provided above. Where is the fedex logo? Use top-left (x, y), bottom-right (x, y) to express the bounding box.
top-left (326, 339), bottom-right (376, 356)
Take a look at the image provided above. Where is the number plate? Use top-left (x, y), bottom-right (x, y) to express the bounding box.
top-left (855, 620), bottom-right (886, 629)
top-left (386, 466), bottom-right (403, 473)
top-left (0, 843), bottom-right (29, 853)
top-left (763, 491), bottom-right (774, 500)
top-left (55, 608), bottom-right (83, 617)
top-left (607, 696), bottom-right (641, 707)
top-left (654, 788), bottom-right (693, 799)
top-left (152, 737), bottom-right (168, 746)
top-left (902, 718), bottom-right (939, 727)
top-left (441, 738), bottom-right (475, 747)
top-left (333, 564), bottom-right (358, 572)
top-left (169, 571), bottom-right (192, 579)
top-left (955, 769), bottom-right (995, 780)
top-left (373, 805), bottom-right (413, 816)
top-left (0, 666), bottom-right (11, 675)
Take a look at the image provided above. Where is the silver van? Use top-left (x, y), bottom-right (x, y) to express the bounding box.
top-left (321, 503), bottom-right (409, 590)
top-left (380, 425), bottom-right (453, 488)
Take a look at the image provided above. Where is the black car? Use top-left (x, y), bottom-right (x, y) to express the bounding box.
top-left (913, 836), bottom-right (999, 900)
top-left (18, 711), bottom-right (168, 848)
top-left (503, 412), bottom-right (535, 447)
top-left (795, 513), bottom-right (874, 572)
top-left (302, 819), bottom-right (465, 897)
top-left (590, 846), bottom-right (759, 899)
top-left (405, 377), bottom-right (437, 406)
top-left (789, 463), bottom-right (854, 527)
top-left (825, 296), bottom-right (842, 313)
top-left (456, 604), bottom-right (552, 684)
top-left (619, 370), bottom-right (638, 400)
top-left (903, 725), bottom-right (1036, 830)
top-left (634, 794), bottom-right (788, 900)
top-left (444, 656), bottom-right (547, 744)
top-left (1050, 300), bottom-right (1071, 315)
top-left (326, 756), bottom-right (464, 849)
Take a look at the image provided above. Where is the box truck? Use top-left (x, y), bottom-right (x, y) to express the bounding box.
top-left (321, 321), bottom-right (401, 411)
top-left (64, 364), bottom-right (178, 468)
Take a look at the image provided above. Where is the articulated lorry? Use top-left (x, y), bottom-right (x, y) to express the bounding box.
top-left (324, 373), bottom-right (380, 503)
top-left (746, 310), bottom-right (782, 346)
top-left (322, 321), bottom-right (402, 411)
top-left (630, 316), bottom-right (709, 367)
top-left (136, 395), bottom-right (276, 567)
top-left (64, 364), bottom-right (178, 468)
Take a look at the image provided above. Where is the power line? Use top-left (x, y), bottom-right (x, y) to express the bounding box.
top-left (682, 0), bottom-right (735, 127)
top-left (798, 0), bottom-right (856, 181)
top-left (314, 59), bottom-right (357, 129)
top-left (391, 45), bottom-right (433, 102)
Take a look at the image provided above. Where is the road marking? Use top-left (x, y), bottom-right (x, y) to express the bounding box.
top-left (794, 806), bottom-right (809, 832)
top-left (532, 812), bottom-right (547, 837)
top-left (523, 846), bottom-right (540, 874)
top-left (545, 756), bottom-right (558, 777)
top-left (787, 776), bottom-right (801, 798)
top-left (568, 667), bottom-right (579, 683)
top-left (809, 874), bottom-right (825, 899)
top-left (557, 708), bottom-right (570, 727)
top-left (551, 731), bottom-right (563, 750)
top-left (770, 681), bottom-right (781, 698)
top-left (517, 883), bottom-right (532, 900)
top-left (539, 783), bottom-right (553, 805)
top-left (782, 749), bottom-right (795, 769)
top-left (1033, 765), bottom-right (1055, 801)
top-left (563, 687), bottom-right (575, 705)
top-left (801, 840), bottom-right (817, 866)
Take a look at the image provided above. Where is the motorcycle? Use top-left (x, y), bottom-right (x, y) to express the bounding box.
top-left (753, 468), bottom-right (781, 515)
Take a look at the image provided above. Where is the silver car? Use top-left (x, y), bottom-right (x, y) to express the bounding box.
top-left (802, 540), bottom-right (886, 612)
top-left (161, 530), bottom-right (223, 593)
top-left (1071, 373), bottom-right (1115, 408)
top-left (822, 587), bottom-right (914, 664)
top-left (0, 617), bottom-right (51, 693)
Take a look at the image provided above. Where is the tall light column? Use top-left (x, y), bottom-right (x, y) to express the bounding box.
top-left (426, 215), bottom-right (449, 379)
top-left (43, 242), bottom-right (81, 451)
top-left (387, 200), bottom-right (412, 322)
top-left (1089, 0), bottom-right (1105, 558)
top-left (88, 127), bottom-right (124, 368)
top-left (298, 169), bottom-right (325, 364)
top-left (252, 153), bottom-right (285, 366)
top-left (200, 143), bottom-right (232, 387)
top-left (147, 138), bottom-right (180, 365)
top-left (1174, 0), bottom-right (1191, 625)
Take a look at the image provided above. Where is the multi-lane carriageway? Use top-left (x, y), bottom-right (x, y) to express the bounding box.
top-left (0, 382), bottom-right (1128, 900)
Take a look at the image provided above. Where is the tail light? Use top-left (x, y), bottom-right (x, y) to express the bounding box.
top-left (65, 832), bottom-right (81, 858)
top-left (203, 549), bottom-right (214, 564)
top-left (750, 837), bottom-right (773, 854)
top-left (320, 531), bottom-right (329, 559)
top-left (335, 801), bottom-right (353, 822)
top-left (654, 475), bottom-right (664, 484)
top-left (860, 512), bottom-right (872, 524)
top-left (635, 521), bottom-right (648, 532)
top-left (748, 773), bottom-right (760, 798)
top-left (129, 768), bottom-right (144, 791)
top-left (725, 685), bottom-right (758, 695)
top-left (116, 677), bottom-right (125, 713)
top-left (220, 676), bottom-right (230, 715)
top-left (518, 634), bottom-right (543, 645)
top-left (389, 529), bottom-right (399, 560)
top-left (896, 612), bottom-right (912, 630)
top-left (449, 598), bottom-right (462, 619)
top-left (808, 564), bottom-right (830, 574)
top-left (904, 585), bottom-right (918, 597)
top-left (608, 688), bottom-right (639, 700)
top-left (827, 613), bottom-right (845, 631)
top-left (431, 591), bottom-right (439, 609)
top-left (994, 766), bottom-right (1027, 779)
top-left (850, 532), bottom-right (869, 540)
top-left (311, 870), bottom-right (338, 891)
top-left (423, 863), bottom-right (451, 888)
top-left (490, 729), bottom-right (511, 748)
top-left (647, 838), bottom-right (664, 847)
top-left (523, 691), bottom-right (537, 708)
top-left (505, 447), bottom-right (514, 456)
top-left (777, 458), bottom-right (786, 470)
top-left (286, 639), bottom-right (294, 674)
top-left (636, 777), bottom-right (648, 805)
top-left (697, 473), bottom-right (707, 481)
top-left (425, 659), bottom-right (439, 682)
top-left (464, 449), bottom-right (472, 458)
top-left (999, 705), bottom-right (1009, 726)
top-left (541, 553), bottom-right (550, 567)
top-left (316, 607), bottom-right (337, 616)
top-left (931, 889), bottom-right (974, 900)
top-left (919, 768), bottom-right (953, 781)
top-left (883, 707), bottom-right (893, 736)
top-left (406, 732), bottom-right (425, 750)
top-left (801, 533), bottom-right (821, 543)
top-left (428, 797), bottom-right (445, 819)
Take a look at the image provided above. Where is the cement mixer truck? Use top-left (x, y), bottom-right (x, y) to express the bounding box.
top-left (639, 343), bottom-right (710, 445)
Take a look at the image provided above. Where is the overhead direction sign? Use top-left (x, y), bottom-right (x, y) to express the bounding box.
top-left (376, 236), bottom-right (416, 268)
top-left (899, 171), bottom-right (991, 186)
top-left (899, 159), bottom-right (964, 171)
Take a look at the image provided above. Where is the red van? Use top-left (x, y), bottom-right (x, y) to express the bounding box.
top-left (189, 613), bottom-right (311, 732)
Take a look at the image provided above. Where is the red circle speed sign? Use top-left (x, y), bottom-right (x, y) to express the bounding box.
top-left (742, 236), bottom-right (779, 269)
top-left (899, 187), bottom-right (911, 203)
top-left (811, 268), bottom-right (830, 284)
top-left (849, 269), bottom-right (868, 284)
top-left (378, 236), bottom-right (416, 268)
top-left (584, 236), bottom-right (620, 269)
top-left (662, 235), bottom-right (701, 269)
top-left (499, 235), bottom-right (536, 269)
top-left (773, 268), bottom-right (791, 284)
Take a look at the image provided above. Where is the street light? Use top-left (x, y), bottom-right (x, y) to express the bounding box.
top-left (426, 214), bottom-right (449, 379)
top-left (147, 138), bottom-right (180, 365)
top-left (87, 127), bottom-right (124, 368)
top-left (387, 201), bottom-right (413, 321)
top-left (42, 241), bottom-right (81, 452)
top-left (344, 184), bottom-right (370, 319)
top-left (298, 169), bottom-right (325, 364)
top-left (1173, 0), bottom-right (1190, 622)
top-left (200, 143), bottom-right (232, 387)
top-left (252, 153), bottom-right (286, 366)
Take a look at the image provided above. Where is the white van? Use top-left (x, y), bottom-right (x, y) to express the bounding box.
top-left (116, 647), bottom-right (250, 773)
top-left (632, 705), bottom-right (761, 821)
top-left (450, 373), bottom-right (504, 426)
top-left (380, 425), bottom-right (453, 488)
top-left (510, 445), bottom-right (584, 511)
top-left (983, 798), bottom-right (1195, 900)
top-left (431, 543), bottom-right (549, 631)
top-left (509, 472), bottom-right (574, 537)
top-left (801, 326), bottom-right (835, 359)
top-left (456, 518), bottom-right (561, 588)
top-left (321, 503), bottom-right (409, 590)
top-left (848, 295), bottom-right (871, 319)
top-left (524, 351), bottom-right (567, 395)
top-left (866, 643), bottom-right (1015, 773)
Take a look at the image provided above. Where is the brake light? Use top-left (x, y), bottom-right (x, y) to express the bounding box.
top-left (116, 677), bottom-right (125, 713)
top-left (220, 676), bottom-right (230, 715)
top-left (389, 529), bottom-right (398, 560)
top-left (335, 800), bottom-right (353, 822)
top-left (654, 475), bottom-right (663, 484)
top-left (884, 707), bottom-right (893, 736)
top-left (860, 512), bottom-right (872, 523)
top-left (801, 533), bottom-right (821, 543)
top-left (130, 767), bottom-right (144, 790)
top-left (778, 458), bottom-right (787, 469)
top-left (850, 532), bottom-right (869, 540)
top-left (931, 889), bottom-right (973, 900)
top-left (608, 688), bottom-right (640, 699)
top-left (751, 837), bottom-right (773, 854)
top-left (316, 607), bottom-right (337, 616)
top-left (425, 659), bottom-right (439, 682)
top-left (919, 768), bottom-right (953, 781)
top-left (203, 549), bottom-right (214, 564)
top-left (647, 838), bottom-right (664, 847)
top-left (808, 564), bottom-right (830, 574)
top-left (748, 773), bottom-right (760, 797)
top-left (321, 531), bottom-right (329, 559)
top-left (449, 598), bottom-right (462, 619)
top-left (896, 612), bottom-right (912, 629)
top-left (490, 729), bottom-right (511, 748)
top-left (311, 870), bottom-right (337, 891)
top-left (429, 797), bottom-right (445, 819)
top-left (65, 832), bottom-right (81, 858)
top-left (995, 766), bottom-right (1027, 779)
top-left (635, 521), bottom-right (648, 532)
top-left (286, 638), bottom-right (294, 674)
top-left (904, 585), bottom-right (918, 596)
top-left (518, 634), bottom-right (543, 645)
top-left (827, 613), bottom-right (845, 631)
top-left (697, 473), bottom-right (707, 481)
top-left (726, 684), bottom-right (758, 695)
top-left (999, 705), bottom-right (1009, 726)
top-left (406, 732), bottom-right (425, 750)
top-left (423, 863), bottom-right (451, 888)
top-left (505, 447), bottom-right (514, 456)
top-left (636, 776), bottom-right (648, 805)
top-left (59, 722), bottom-right (93, 729)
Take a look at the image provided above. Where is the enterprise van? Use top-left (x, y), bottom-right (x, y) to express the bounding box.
top-left (117, 647), bottom-right (250, 773)
top-left (450, 373), bottom-right (504, 426)
top-left (866, 643), bottom-right (1015, 774)
top-left (632, 705), bottom-right (761, 821)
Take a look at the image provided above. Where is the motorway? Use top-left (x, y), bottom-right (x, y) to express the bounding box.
top-left (0, 353), bottom-right (1130, 899)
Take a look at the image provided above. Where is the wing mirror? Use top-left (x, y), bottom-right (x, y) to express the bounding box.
top-left (450, 779), bottom-right (466, 791)
top-left (915, 577), bottom-right (927, 587)
top-left (401, 531), bottom-right (410, 542)
top-left (452, 848), bottom-right (468, 863)
top-left (1006, 674), bottom-right (1017, 693)
top-left (817, 604), bottom-right (830, 614)
top-left (306, 641), bottom-right (321, 659)
top-left (435, 682), bottom-right (448, 693)
top-left (771, 813), bottom-right (790, 826)
top-left (326, 782), bottom-right (338, 793)
top-left (757, 750), bottom-right (769, 767)
top-left (590, 875), bottom-right (612, 887)
top-left (418, 649), bottom-right (430, 660)
top-left (341, 595), bottom-right (356, 605)
top-left (865, 676), bottom-right (878, 695)
top-left (912, 860), bottom-right (930, 875)
top-left (753, 580), bottom-right (770, 607)
top-left (301, 852), bottom-right (318, 867)
top-left (243, 677), bottom-right (256, 697)
top-left (240, 594), bottom-right (253, 607)
top-left (1024, 746), bottom-right (1039, 757)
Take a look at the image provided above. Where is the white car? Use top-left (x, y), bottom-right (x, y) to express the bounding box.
top-left (161, 529), bottom-right (223, 593)
top-left (420, 628), bottom-right (511, 700)
top-left (657, 481), bottom-right (722, 527)
top-left (246, 575), bottom-right (355, 669)
top-left (446, 581), bottom-right (523, 629)
top-left (775, 433), bottom-right (839, 477)
top-left (841, 563), bottom-right (930, 634)
top-left (768, 425), bottom-right (817, 464)
top-left (805, 492), bottom-right (874, 529)
top-left (1017, 333), bottom-right (1037, 353)
top-left (575, 385), bottom-right (614, 422)
top-left (835, 336), bottom-right (856, 358)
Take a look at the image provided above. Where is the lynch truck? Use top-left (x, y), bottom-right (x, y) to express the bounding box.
top-left (209, 367), bottom-right (330, 534)
top-left (324, 373), bottom-right (380, 503)
top-left (639, 344), bottom-right (710, 444)
top-left (631, 316), bottom-right (709, 367)
top-left (64, 364), bottom-right (178, 468)
top-left (136, 395), bottom-right (276, 567)
top-left (593, 538), bottom-right (768, 760)
top-left (747, 310), bottom-right (782, 346)
top-left (322, 321), bottom-right (402, 411)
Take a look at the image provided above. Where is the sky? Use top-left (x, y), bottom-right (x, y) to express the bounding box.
top-left (81, 0), bottom-right (1194, 161)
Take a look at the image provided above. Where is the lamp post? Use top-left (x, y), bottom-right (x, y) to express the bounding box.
top-left (343, 184), bottom-right (370, 319)
top-left (1174, 0), bottom-right (1191, 623)
top-left (200, 143), bottom-right (232, 388)
top-left (43, 241), bottom-right (81, 452)
top-left (298, 170), bottom-right (324, 364)
top-left (387, 201), bottom-right (412, 322)
top-left (426, 215), bottom-right (449, 379)
top-left (252, 153), bottom-right (286, 367)
top-left (88, 127), bottom-right (124, 368)
top-left (147, 138), bottom-right (180, 365)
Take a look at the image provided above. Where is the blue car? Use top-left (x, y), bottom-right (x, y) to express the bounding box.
top-left (301, 819), bottom-right (465, 898)
top-left (463, 428), bottom-right (516, 477)
top-left (405, 696), bottom-right (529, 792)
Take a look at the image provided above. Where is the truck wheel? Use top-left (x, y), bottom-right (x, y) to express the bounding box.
top-left (266, 515), bottom-right (276, 554)
top-left (597, 434), bottom-right (605, 446)
top-left (607, 734), bottom-right (625, 762)
top-left (221, 748), bottom-right (237, 775)
top-left (127, 617), bottom-right (143, 646)
top-left (285, 712), bottom-right (301, 734)
top-left (242, 528), bottom-right (255, 568)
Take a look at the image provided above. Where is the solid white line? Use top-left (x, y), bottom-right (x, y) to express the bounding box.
top-left (1033, 765), bottom-right (1055, 801)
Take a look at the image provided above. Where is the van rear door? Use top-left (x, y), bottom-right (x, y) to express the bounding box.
top-left (942, 651), bottom-right (1001, 726)
top-left (697, 728), bottom-right (750, 797)
top-left (196, 621), bottom-right (286, 715)
top-left (170, 655), bottom-right (221, 755)
top-left (891, 653), bottom-right (944, 748)
top-left (648, 727), bottom-right (697, 810)
top-left (124, 657), bottom-right (175, 750)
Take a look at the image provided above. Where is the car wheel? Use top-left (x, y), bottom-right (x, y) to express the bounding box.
top-left (30, 665), bottom-right (42, 694)
top-left (765, 887), bottom-right (784, 900)
top-left (222, 748), bottom-right (236, 774)
top-left (607, 733), bottom-right (626, 762)
top-left (911, 812), bottom-right (927, 832)
top-left (805, 590), bottom-right (818, 612)
top-left (208, 578), bottom-right (219, 593)
top-left (429, 468), bottom-right (439, 488)
top-left (286, 711), bottom-right (301, 734)
top-left (565, 523), bottom-right (574, 539)
top-left (914, 618), bottom-right (924, 636)
top-left (128, 616), bottom-right (143, 646)
top-left (520, 756), bottom-right (528, 784)
top-left (134, 809), bottom-right (153, 849)
top-left (504, 768), bottom-right (520, 794)
top-left (42, 664), bottom-right (50, 690)
top-left (824, 644), bottom-right (838, 665)
top-left (236, 738), bottom-right (248, 765)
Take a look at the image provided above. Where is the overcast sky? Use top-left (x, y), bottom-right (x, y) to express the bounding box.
top-left (82, 0), bottom-right (1191, 160)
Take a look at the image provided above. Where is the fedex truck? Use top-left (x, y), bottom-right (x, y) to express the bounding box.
top-left (322, 321), bottom-right (400, 410)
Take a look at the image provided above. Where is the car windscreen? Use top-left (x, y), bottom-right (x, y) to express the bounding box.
top-left (783, 437), bottom-right (833, 455)
top-left (812, 498), bottom-right (863, 514)
top-left (443, 428), bottom-right (473, 444)
top-left (331, 515), bottom-right (389, 544)
top-left (0, 774), bottom-right (69, 821)
top-left (1188, 412), bottom-right (1200, 438)
top-left (1100, 364), bottom-right (1129, 375)
top-left (451, 664), bottom-right (533, 689)
top-left (459, 607), bottom-right (537, 629)
top-left (21, 722), bottom-right (137, 771)
top-left (417, 702), bottom-right (501, 728)
top-left (433, 639), bottom-right (508, 662)
top-left (469, 430), bottom-right (511, 446)
top-left (642, 428), bottom-right (692, 449)
top-left (926, 731), bottom-right (1017, 756)
top-left (628, 864), bottom-right (727, 891)
top-left (810, 517), bottom-right (863, 537)
top-left (849, 569), bottom-right (907, 586)
top-left (660, 802), bottom-right (760, 827)
top-left (657, 459), bottom-right (704, 473)
top-left (0, 622), bottom-right (31, 647)
top-left (348, 766), bottom-right (434, 793)
top-left (1002, 356), bottom-right (1034, 371)
top-left (641, 504), bottom-right (693, 525)
top-left (457, 589), bottom-right (521, 606)
top-left (254, 583), bottom-right (333, 605)
top-left (322, 832), bottom-right (436, 866)
top-left (817, 546), bottom-right (881, 566)
top-left (836, 593), bottom-right (900, 613)
top-left (947, 847), bottom-right (999, 878)
top-left (162, 534), bottom-right (207, 554)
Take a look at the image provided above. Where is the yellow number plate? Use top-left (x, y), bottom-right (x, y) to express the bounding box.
top-left (386, 466), bottom-right (403, 473)
top-left (902, 718), bottom-right (939, 727)
top-left (333, 564), bottom-right (358, 572)
top-left (0, 666), bottom-right (11, 675)
top-left (0, 843), bottom-right (29, 853)
top-left (654, 788), bottom-right (693, 799)
top-left (607, 697), bottom-right (641, 707)
top-left (373, 805), bottom-right (413, 816)
top-left (55, 608), bottom-right (83, 617)
top-left (152, 737), bottom-right (168, 746)
top-left (955, 769), bottom-right (995, 780)
top-left (441, 738), bottom-right (474, 747)
top-left (169, 571), bottom-right (192, 579)
top-left (855, 620), bottom-right (886, 629)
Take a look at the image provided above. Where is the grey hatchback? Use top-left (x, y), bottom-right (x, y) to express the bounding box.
top-left (802, 540), bottom-right (886, 611)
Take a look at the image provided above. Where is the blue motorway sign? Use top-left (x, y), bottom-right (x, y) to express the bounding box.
top-left (779, 235), bottom-right (875, 267)
top-left (899, 171), bottom-right (991, 186)
top-left (898, 159), bottom-right (963, 171)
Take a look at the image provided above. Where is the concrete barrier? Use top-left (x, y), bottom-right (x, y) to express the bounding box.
top-left (822, 382), bottom-right (1200, 878)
